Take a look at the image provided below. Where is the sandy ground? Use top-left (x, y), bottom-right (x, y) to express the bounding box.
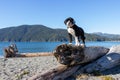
top-left (0, 56), bottom-right (59, 80)
top-left (0, 56), bottom-right (120, 80)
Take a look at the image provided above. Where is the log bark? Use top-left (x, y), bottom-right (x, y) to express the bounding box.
top-left (74, 45), bottom-right (120, 76)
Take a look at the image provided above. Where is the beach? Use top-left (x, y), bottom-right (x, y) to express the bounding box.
top-left (0, 56), bottom-right (58, 80)
top-left (0, 56), bottom-right (120, 80)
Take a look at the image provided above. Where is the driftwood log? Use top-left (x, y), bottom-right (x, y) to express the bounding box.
top-left (4, 51), bottom-right (53, 58)
top-left (29, 44), bottom-right (110, 80)
top-left (14, 52), bottom-right (53, 57)
top-left (74, 45), bottom-right (120, 76)
top-left (4, 43), bottom-right (53, 58)
top-left (4, 45), bottom-right (53, 58)
top-left (54, 44), bottom-right (109, 66)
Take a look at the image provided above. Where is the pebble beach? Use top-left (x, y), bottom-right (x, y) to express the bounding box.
top-left (0, 56), bottom-right (120, 80)
top-left (0, 56), bottom-right (58, 80)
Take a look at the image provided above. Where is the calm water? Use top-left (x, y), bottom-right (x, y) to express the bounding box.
top-left (0, 41), bottom-right (120, 57)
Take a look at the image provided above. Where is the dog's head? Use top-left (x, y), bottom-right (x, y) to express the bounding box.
top-left (53, 44), bottom-right (84, 66)
top-left (64, 17), bottom-right (75, 28)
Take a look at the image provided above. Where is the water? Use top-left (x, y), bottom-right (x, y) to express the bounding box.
top-left (1, 41), bottom-right (120, 57)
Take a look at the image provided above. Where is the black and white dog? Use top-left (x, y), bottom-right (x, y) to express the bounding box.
top-left (64, 17), bottom-right (85, 46)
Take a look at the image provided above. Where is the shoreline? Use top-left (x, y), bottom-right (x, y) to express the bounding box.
top-left (1, 41), bottom-right (120, 57)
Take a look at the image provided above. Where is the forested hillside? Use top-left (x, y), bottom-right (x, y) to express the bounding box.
top-left (0, 25), bottom-right (120, 42)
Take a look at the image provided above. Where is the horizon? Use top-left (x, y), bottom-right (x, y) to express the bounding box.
top-left (0, 0), bottom-right (120, 34)
top-left (0, 24), bottom-right (120, 35)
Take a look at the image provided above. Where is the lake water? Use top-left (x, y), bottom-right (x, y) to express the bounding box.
top-left (0, 41), bottom-right (120, 57)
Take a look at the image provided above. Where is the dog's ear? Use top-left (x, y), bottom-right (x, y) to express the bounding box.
top-left (69, 17), bottom-right (75, 24)
top-left (64, 17), bottom-right (75, 25)
top-left (64, 18), bottom-right (68, 25)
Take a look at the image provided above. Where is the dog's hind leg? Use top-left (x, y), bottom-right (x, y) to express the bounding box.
top-left (81, 35), bottom-right (85, 44)
top-left (75, 36), bottom-right (80, 46)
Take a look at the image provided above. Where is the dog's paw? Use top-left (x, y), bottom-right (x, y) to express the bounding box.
top-left (75, 43), bottom-right (80, 46)
top-left (69, 43), bottom-right (72, 45)
top-left (80, 43), bottom-right (86, 48)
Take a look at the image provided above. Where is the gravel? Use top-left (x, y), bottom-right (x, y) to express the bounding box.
top-left (0, 56), bottom-right (120, 80)
top-left (0, 56), bottom-right (58, 80)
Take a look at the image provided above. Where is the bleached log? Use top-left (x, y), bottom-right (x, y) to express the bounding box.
top-left (4, 49), bottom-right (53, 58)
top-left (15, 52), bottom-right (53, 57)
top-left (54, 44), bottom-right (109, 66)
top-left (74, 45), bottom-right (120, 75)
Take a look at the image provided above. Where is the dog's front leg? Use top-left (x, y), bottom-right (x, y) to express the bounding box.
top-left (75, 36), bottom-right (80, 46)
top-left (68, 33), bottom-right (72, 44)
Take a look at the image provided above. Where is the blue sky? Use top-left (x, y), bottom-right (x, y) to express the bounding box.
top-left (0, 0), bottom-right (120, 34)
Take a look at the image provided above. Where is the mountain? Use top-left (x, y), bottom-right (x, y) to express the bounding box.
top-left (92, 32), bottom-right (120, 41)
top-left (0, 25), bottom-right (68, 42)
top-left (0, 25), bottom-right (120, 42)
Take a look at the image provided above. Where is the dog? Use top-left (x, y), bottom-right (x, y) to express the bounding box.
top-left (64, 17), bottom-right (85, 46)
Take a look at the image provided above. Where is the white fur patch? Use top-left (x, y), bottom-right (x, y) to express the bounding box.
top-left (75, 37), bottom-right (80, 46)
top-left (66, 20), bottom-right (70, 27)
top-left (66, 20), bottom-right (74, 28)
top-left (67, 28), bottom-right (75, 37)
top-left (67, 28), bottom-right (80, 46)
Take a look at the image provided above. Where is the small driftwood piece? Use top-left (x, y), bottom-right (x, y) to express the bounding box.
top-left (4, 44), bottom-right (18, 58)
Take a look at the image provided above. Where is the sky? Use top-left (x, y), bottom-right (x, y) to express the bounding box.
top-left (0, 0), bottom-right (120, 34)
